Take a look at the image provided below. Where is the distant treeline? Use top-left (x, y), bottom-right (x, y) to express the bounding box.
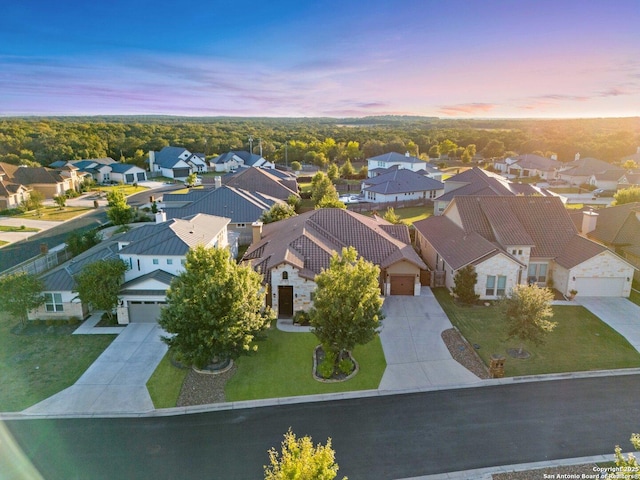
top-left (0, 116), bottom-right (638, 169)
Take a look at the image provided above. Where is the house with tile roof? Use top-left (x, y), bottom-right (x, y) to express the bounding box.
top-left (367, 152), bottom-right (442, 180)
top-left (557, 155), bottom-right (625, 188)
top-left (52, 158), bottom-right (147, 184)
top-left (148, 146), bottom-right (206, 179)
top-left (210, 151), bottom-right (275, 172)
top-left (433, 167), bottom-right (559, 215)
top-left (572, 203), bottom-right (640, 281)
top-left (494, 154), bottom-right (562, 180)
top-left (0, 162), bottom-right (76, 198)
top-left (414, 196), bottom-right (634, 299)
top-left (29, 213), bottom-right (234, 324)
top-left (243, 208), bottom-right (427, 317)
top-left (0, 164), bottom-right (32, 209)
top-left (223, 166), bottom-right (299, 200)
top-left (361, 167), bottom-right (444, 203)
top-left (162, 185), bottom-right (283, 245)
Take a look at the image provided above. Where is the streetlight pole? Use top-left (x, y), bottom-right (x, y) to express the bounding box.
top-left (248, 135), bottom-right (253, 154)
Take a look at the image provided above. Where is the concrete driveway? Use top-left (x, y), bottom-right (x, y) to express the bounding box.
top-left (575, 297), bottom-right (640, 353)
top-left (23, 323), bottom-right (167, 416)
top-left (378, 287), bottom-right (480, 391)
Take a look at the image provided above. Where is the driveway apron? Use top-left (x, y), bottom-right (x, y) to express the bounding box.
top-left (378, 287), bottom-right (480, 391)
top-left (23, 324), bottom-right (168, 416)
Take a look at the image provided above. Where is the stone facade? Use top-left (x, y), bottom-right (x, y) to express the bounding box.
top-left (28, 291), bottom-right (88, 321)
top-left (270, 263), bottom-right (317, 317)
top-left (554, 251), bottom-right (633, 297)
top-left (474, 254), bottom-right (522, 299)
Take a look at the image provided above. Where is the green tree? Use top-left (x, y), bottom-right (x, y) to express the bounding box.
top-left (290, 161), bottom-right (301, 172)
top-left (452, 265), bottom-right (480, 305)
top-left (261, 202), bottom-right (297, 224)
top-left (382, 207), bottom-right (404, 225)
top-left (501, 284), bottom-right (556, 355)
top-left (613, 186), bottom-right (640, 205)
top-left (184, 172), bottom-right (197, 187)
top-left (159, 245), bottom-right (273, 368)
top-left (264, 428), bottom-right (346, 480)
top-left (428, 144), bottom-right (440, 158)
top-left (438, 139), bottom-right (458, 157)
top-left (482, 139), bottom-right (506, 159)
top-left (21, 190), bottom-right (44, 213)
top-left (339, 159), bottom-right (355, 178)
top-left (66, 229), bottom-right (100, 256)
top-left (310, 247), bottom-right (383, 368)
top-left (608, 434), bottom-right (640, 479)
top-left (74, 259), bottom-right (128, 322)
top-left (311, 172), bottom-right (340, 207)
top-left (106, 189), bottom-right (134, 226)
top-left (0, 273), bottom-right (44, 326)
top-left (286, 194), bottom-right (301, 213)
top-left (316, 196), bottom-right (346, 209)
top-left (622, 159), bottom-right (638, 171)
top-left (53, 195), bottom-right (66, 209)
top-left (326, 163), bottom-right (339, 181)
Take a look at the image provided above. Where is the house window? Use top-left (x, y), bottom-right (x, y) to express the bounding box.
top-left (167, 259), bottom-right (173, 265)
top-left (236, 223), bottom-right (246, 228)
top-left (45, 293), bottom-right (63, 312)
top-left (512, 249), bottom-right (517, 255)
top-left (528, 263), bottom-right (547, 283)
top-left (282, 271), bottom-right (288, 280)
top-left (153, 259), bottom-right (159, 265)
top-left (181, 259), bottom-right (186, 266)
top-left (486, 276), bottom-right (507, 296)
top-left (496, 276), bottom-right (506, 296)
top-left (486, 276), bottom-right (495, 296)
top-left (518, 249), bottom-right (523, 255)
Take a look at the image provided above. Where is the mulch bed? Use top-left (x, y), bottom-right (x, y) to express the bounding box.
top-left (441, 328), bottom-right (490, 379)
top-left (176, 364), bottom-right (238, 406)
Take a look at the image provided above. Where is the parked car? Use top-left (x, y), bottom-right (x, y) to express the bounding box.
top-left (592, 188), bottom-right (615, 198)
top-left (338, 195), bottom-right (361, 204)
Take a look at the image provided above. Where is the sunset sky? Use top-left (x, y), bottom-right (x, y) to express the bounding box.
top-left (1, 0), bottom-right (638, 118)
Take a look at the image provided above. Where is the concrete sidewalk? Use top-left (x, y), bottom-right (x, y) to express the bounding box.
top-left (0, 217), bottom-right (62, 244)
top-left (22, 323), bottom-right (167, 416)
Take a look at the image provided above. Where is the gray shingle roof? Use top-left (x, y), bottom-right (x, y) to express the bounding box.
top-left (510, 154), bottom-right (562, 171)
top-left (120, 269), bottom-right (175, 290)
top-left (223, 167), bottom-right (298, 200)
top-left (154, 146), bottom-right (191, 168)
top-left (110, 163), bottom-right (142, 173)
top-left (363, 168), bottom-right (443, 195)
top-left (211, 151), bottom-right (265, 166)
top-left (559, 157), bottom-right (618, 177)
top-left (367, 152), bottom-right (425, 165)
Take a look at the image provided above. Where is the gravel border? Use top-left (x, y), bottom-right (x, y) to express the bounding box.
top-left (176, 364), bottom-right (237, 406)
top-left (441, 327), bottom-right (491, 379)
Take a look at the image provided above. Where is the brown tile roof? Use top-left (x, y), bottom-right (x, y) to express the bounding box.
top-left (243, 208), bottom-right (426, 283)
top-left (414, 215), bottom-right (507, 270)
top-left (223, 167), bottom-right (298, 200)
top-left (554, 235), bottom-right (608, 268)
top-left (2, 163), bottom-right (66, 186)
top-left (587, 202), bottom-right (640, 247)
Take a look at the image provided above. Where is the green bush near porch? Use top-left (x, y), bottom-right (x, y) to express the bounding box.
top-left (432, 288), bottom-right (640, 377)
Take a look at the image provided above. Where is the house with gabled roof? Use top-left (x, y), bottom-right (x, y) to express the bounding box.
top-left (558, 155), bottom-right (625, 188)
top-left (223, 166), bottom-right (299, 200)
top-left (414, 196), bottom-right (634, 299)
top-left (0, 164), bottom-right (31, 209)
top-left (0, 162), bottom-right (75, 198)
top-left (163, 185), bottom-right (283, 245)
top-left (361, 167), bottom-right (444, 203)
top-left (494, 153), bottom-right (562, 180)
top-left (243, 208), bottom-right (427, 317)
top-left (433, 167), bottom-right (559, 215)
top-left (148, 146), bottom-right (206, 179)
top-left (210, 151), bottom-right (275, 172)
top-left (367, 152), bottom-right (442, 180)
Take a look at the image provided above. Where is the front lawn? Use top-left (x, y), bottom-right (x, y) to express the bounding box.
top-left (92, 184), bottom-right (148, 196)
top-left (630, 289), bottom-right (640, 307)
top-left (146, 353), bottom-right (188, 408)
top-left (0, 225), bottom-right (40, 232)
top-left (225, 327), bottom-right (386, 401)
top-left (12, 206), bottom-right (92, 221)
top-left (0, 314), bottom-right (116, 412)
top-left (432, 288), bottom-right (640, 377)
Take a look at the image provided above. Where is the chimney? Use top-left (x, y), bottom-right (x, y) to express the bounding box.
top-left (581, 209), bottom-right (598, 235)
top-left (155, 210), bottom-right (166, 224)
top-left (405, 151), bottom-right (410, 157)
top-left (251, 221), bottom-right (263, 244)
top-left (148, 150), bottom-right (155, 171)
top-left (214, 176), bottom-right (222, 189)
top-left (551, 154), bottom-right (558, 161)
top-left (575, 152), bottom-right (581, 161)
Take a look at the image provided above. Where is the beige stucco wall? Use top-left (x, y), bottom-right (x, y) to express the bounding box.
top-left (384, 260), bottom-right (421, 295)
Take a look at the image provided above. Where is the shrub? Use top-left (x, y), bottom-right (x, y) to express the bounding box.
top-left (68, 316), bottom-right (81, 326)
top-left (318, 347), bottom-right (337, 379)
top-left (338, 357), bottom-right (354, 375)
top-left (292, 310), bottom-right (311, 326)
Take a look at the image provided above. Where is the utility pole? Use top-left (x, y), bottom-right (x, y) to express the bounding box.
top-left (248, 135), bottom-right (254, 154)
top-left (258, 138), bottom-right (263, 157)
top-left (284, 142), bottom-right (288, 168)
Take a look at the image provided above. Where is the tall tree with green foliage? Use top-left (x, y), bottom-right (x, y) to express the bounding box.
top-left (106, 189), bottom-right (134, 226)
top-left (311, 172), bottom-right (340, 207)
top-left (382, 207), bottom-right (404, 225)
top-left (613, 186), bottom-right (640, 206)
top-left (501, 284), bottom-right (556, 355)
top-left (326, 163), bottom-right (339, 181)
top-left (452, 265), bottom-right (479, 305)
top-left (0, 273), bottom-right (44, 326)
top-left (339, 159), bottom-right (355, 178)
top-left (264, 428), bottom-right (346, 480)
top-left (261, 202), bottom-right (297, 224)
top-left (310, 246), bottom-right (383, 367)
top-left (159, 245), bottom-right (273, 369)
top-left (66, 229), bottom-right (101, 256)
top-left (74, 259), bottom-right (128, 321)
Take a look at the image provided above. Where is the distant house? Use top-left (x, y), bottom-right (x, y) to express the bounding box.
top-left (414, 196), bottom-right (634, 299)
top-left (361, 167), bottom-right (444, 203)
top-left (0, 162), bottom-right (76, 198)
top-left (433, 167), bottom-right (559, 215)
top-left (163, 185), bottom-right (283, 245)
top-left (557, 155), bottom-right (625, 188)
top-left (0, 163), bottom-right (31, 209)
top-left (494, 153), bottom-right (562, 180)
top-left (223, 166), bottom-right (299, 200)
top-left (148, 146), bottom-right (205, 179)
top-left (367, 152), bottom-right (442, 180)
top-left (210, 151), bottom-right (275, 172)
top-left (71, 159), bottom-right (115, 184)
top-left (243, 208), bottom-right (427, 317)
top-left (52, 158), bottom-right (147, 185)
top-left (620, 147), bottom-right (640, 165)
top-left (109, 163), bottom-right (147, 184)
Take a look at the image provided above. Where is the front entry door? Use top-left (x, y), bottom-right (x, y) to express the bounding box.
top-left (278, 286), bottom-right (294, 318)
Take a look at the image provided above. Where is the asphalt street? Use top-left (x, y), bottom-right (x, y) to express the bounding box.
top-left (5, 375), bottom-right (640, 480)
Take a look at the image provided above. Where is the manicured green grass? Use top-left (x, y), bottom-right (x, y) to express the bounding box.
top-left (0, 314), bottom-right (115, 412)
top-left (146, 352), bottom-right (188, 408)
top-left (93, 185), bottom-right (148, 196)
top-left (13, 206), bottom-right (92, 221)
top-left (629, 289), bottom-right (640, 307)
top-left (0, 225), bottom-right (40, 232)
top-left (432, 288), bottom-right (640, 377)
top-left (391, 205), bottom-right (433, 225)
top-left (225, 326), bottom-right (386, 401)
top-left (0, 240), bottom-right (8, 247)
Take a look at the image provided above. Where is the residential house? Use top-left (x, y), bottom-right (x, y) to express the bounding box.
top-left (70, 159), bottom-right (115, 184)
top-left (620, 147), bottom-right (640, 166)
top-left (367, 152), bottom-right (442, 180)
top-left (414, 196), bottom-right (634, 299)
top-left (572, 203), bottom-right (640, 281)
top-left (210, 151), bottom-right (275, 172)
top-left (361, 167), bottom-right (444, 203)
top-left (243, 208), bottom-right (427, 317)
top-left (148, 146), bottom-right (206, 179)
top-left (433, 167), bottom-right (559, 215)
top-left (494, 153), bottom-right (562, 180)
top-left (163, 185), bottom-right (283, 245)
top-left (109, 163), bottom-right (147, 184)
top-left (0, 162), bottom-right (75, 198)
top-left (557, 154), bottom-right (625, 188)
top-left (0, 164), bottom-right (31, 209)
top-left (223, 166), bottom-right (299, 200)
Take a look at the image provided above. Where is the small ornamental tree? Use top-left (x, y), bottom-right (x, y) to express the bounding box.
top-left (53, 195), bottom-right (66, 209)
top-left (310, 246), bottom-right (383, 369)
top-left (501, 284), bottom-right (556, 355)
top-left (311, 172), bottom-right (340, 208)
top-left (185, 172), bottom-right (197, 187)
top-left (74, 259), bottom-right (128, 322)
top-left (452, 265), bottom-right (479, 305)
top-left (261, 202), bottom-right (297, 224)
top-left (0, 273), bottom-right (44, 326)
top-left (382, 207), bottom-right (404, 225)
top-left (316, 196), bottom-right (346, 209)
top-left (106, 189), bottom-right (133, 226)
top-left (289, 161), bottom-right (301, 172)
top-left (159, 245), bottom-right (274, 369)
top-left (264, 428), bottom-right (346, 480)
top-left (609, 434), bottom-right (640, 479)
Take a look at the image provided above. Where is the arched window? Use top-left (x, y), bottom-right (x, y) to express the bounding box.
top-left (282, 271), bottom-right (289, 280)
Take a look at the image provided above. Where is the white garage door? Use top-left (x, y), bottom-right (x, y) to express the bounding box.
top-left (128, 301), bottom-right (166, 323)
top-left (574, 277), bottom-right (625, 297)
